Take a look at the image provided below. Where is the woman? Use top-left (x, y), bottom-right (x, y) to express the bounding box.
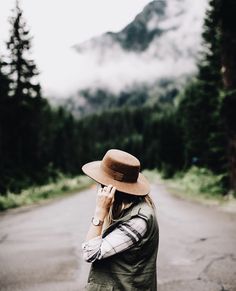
top-left (81, 149), bottom-right (159, 291)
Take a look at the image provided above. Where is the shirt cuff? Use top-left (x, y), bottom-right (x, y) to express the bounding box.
top-left (82, 236), bottom-right (102, 262)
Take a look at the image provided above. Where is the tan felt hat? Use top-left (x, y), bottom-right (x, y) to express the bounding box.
top-left (82, 149), bottom-right (150, 196)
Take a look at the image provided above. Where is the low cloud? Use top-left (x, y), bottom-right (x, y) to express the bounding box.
top-left (42, 0), bottom-right (207, 99)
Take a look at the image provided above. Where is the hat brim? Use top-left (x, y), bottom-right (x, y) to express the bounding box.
top-left (82, 161), bottom-right (150, 196)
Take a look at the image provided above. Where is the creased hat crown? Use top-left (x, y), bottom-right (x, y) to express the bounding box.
top-left (82, 148), bottom-right (150, 195)
top-left (101, 149), bottom-right (140, 183)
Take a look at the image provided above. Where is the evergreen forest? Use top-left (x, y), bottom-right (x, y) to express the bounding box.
top-left (0, 0), bottom-right (235, 197)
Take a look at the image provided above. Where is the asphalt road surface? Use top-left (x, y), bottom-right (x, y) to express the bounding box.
top-left (0, 182), bottom-right (236, 291)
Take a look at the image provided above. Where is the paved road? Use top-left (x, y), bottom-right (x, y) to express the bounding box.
top-left (0, 182), bottom-right (236, 291)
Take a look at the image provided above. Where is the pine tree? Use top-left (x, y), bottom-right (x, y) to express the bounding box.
top-left (0, 57), bottom-right (10, 193)
top-left (6, 0), bottom-right (41, 99)
top-left (220, 0), bottom-right (236, 193)
top-left (0, 57), bottom-right (9, 99)
top-left (1, 0), bottom-right (51, 193)
top-left (178, 0), bottom-right (226, 174)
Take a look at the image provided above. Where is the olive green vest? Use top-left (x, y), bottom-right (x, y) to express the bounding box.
top-left (86, 201), bottom-right (159, 291)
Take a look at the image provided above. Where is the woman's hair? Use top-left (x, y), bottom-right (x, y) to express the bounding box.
top-left (103, 186), bottom-right (155, 228)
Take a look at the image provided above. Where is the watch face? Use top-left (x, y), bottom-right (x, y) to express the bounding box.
top-left (92, 217), bottom-right (100, 226)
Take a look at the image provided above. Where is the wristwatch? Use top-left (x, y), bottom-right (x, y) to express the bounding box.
top-left (91, 216), bottom-right (104, 226)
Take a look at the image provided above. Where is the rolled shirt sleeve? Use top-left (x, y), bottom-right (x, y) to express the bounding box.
top-left (82, 217), bottom-right (147, 263)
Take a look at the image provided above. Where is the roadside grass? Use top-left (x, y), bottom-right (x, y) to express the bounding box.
top-left (143, 167), bottom-right (233, 205)
top-left (0, 175), bottom-right (92, 211)
top-left (142, 169), bottom-right (163, 183)
top-left (1, 167), bottom-right (233, 211)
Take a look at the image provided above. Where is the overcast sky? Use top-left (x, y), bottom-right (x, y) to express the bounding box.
top-left (0, 0), bottom-right (151, 96)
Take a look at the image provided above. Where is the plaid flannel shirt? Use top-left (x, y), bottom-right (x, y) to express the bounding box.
top-left (82, 217), bottom-right (147, 263)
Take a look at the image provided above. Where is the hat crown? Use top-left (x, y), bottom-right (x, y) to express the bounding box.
top-left (101, 149), bottom-right (140, 183)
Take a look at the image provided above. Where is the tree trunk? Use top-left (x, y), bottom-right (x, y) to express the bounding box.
top-left (220, 0), bottom-right (236, 193)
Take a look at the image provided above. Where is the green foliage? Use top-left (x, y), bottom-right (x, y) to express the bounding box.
top-left (143, 167), bottom-right (227, 199)
top-left (142, 169), bottom-right (161, 183)
top-left (220, 0), bottom-right (236, 193)
top-left (171, 166), bottom-right (226, 198)
top-left (0, 58), bottom-right (9, 97)
top-left (0, 0), bottom-right (233, 200)
top-left (6, 1), bottom-right (41, 98)
top-left (78, 82), bottom-right (180, 117)
top-left (177, 0), bottom-right (227, 176)
top-left (0, 175), bottom-right (92, 211)
top-left (76, 104), bottom-right (184, 175)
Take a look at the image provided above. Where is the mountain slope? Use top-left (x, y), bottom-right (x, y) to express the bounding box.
top-left (58, 0), bottom-right (207, 116)
top-left (75, 0), bottom-right (206, 62)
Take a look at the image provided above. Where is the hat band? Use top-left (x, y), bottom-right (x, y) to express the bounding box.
top-left (101, 163), bottom-right (137, 183)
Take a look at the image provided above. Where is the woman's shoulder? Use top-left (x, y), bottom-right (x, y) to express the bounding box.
top-left (131, 200), bottom-right (155, 221)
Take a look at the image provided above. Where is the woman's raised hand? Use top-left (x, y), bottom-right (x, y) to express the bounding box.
top-left (95, 184), bottom-right (116, 221)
